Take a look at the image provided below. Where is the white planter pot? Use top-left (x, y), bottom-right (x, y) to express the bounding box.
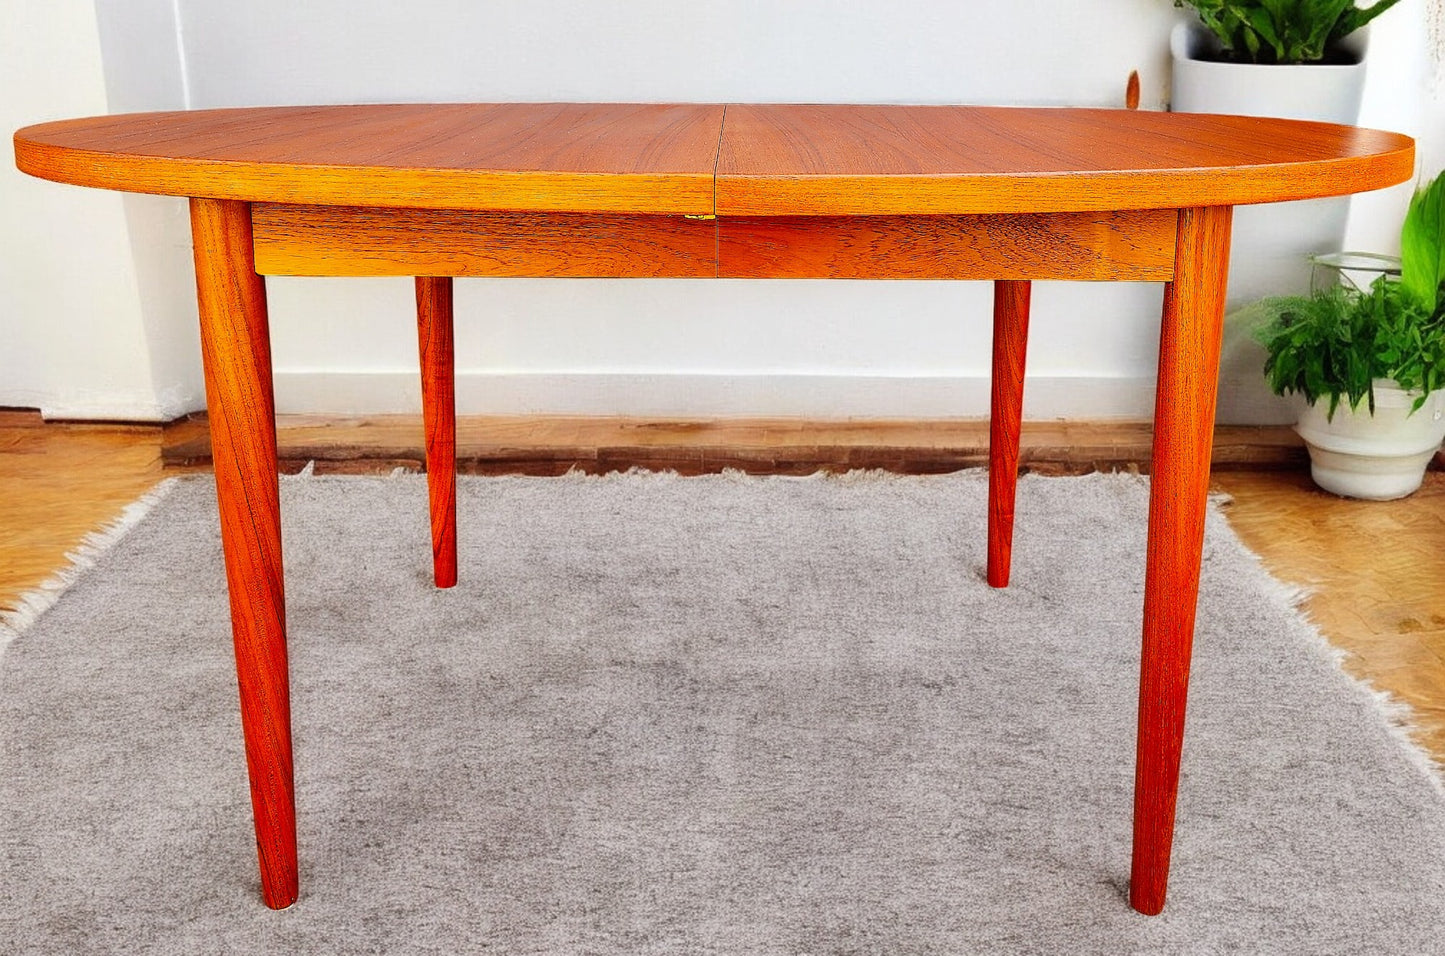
top-left (1295, 381), bottom-right (1445, 500)
top-left (1170, 21), bottom-right (1368, 124)
top-left (1170, 21), bottom-right (1371, 426)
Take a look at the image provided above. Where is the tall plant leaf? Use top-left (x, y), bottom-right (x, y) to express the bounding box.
top-left (1401, 173), bottom-right (1445, 313)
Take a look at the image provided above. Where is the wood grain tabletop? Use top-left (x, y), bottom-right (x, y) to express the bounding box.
top-left (15, 103), bottom-right (1414, 216)
top-left (13, 103), bottom-right (725, 215)
top-left (714, 105), bottom-right (1415, 214)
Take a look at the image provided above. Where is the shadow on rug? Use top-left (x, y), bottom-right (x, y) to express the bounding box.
top-left (0, 470), bottom-right (1441, 954)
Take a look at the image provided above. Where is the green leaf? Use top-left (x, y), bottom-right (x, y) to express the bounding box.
top-left (1401, 172), bottom-right (1445, 313)
top-left (1297, 0), bottom-right (1345, 60)
top-left (1330, 0), bottom-right (1404, 46)
top-left (1247, 5), bottom-right (1285, 60)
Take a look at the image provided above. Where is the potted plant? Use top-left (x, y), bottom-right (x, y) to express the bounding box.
top-left (1175, 0), bottom-right (1398, 60)
top-left (1171, 1), bottom-right (1401, 121)
top-left (1253, 171), bottom-right (1445, 500)
top-left (1167, 1), bottom-right (1408, 425)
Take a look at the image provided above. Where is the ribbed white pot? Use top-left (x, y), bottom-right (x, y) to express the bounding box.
top-left (1295, 381), bottom-right (1445, 500)
top-left (1170, 20), bottom-right (1372, 425)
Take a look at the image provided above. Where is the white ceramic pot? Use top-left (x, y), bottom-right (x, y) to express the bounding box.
top-left (1294, 381), bottom-right (1445, 500)
top-left (1170, 20), bottom-right (1372, 426)
top-left (1170, 21), bottom-right (1368, 124)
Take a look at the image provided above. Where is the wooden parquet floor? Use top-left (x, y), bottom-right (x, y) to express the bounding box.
top-left (3, 410), bottom-right (1442, 766)
top-left (0, 411), bottom-right (178, 614)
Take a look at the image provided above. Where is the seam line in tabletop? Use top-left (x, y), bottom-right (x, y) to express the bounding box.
top-left (713, 105), bottom-right (728, 276)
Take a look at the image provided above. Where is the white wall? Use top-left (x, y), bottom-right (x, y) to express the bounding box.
top-left (3, 1), bottom-right (1437, 422)
top-left (92, 0), bottom-right (205, 420)
top-left (1344, 0), bottom-right (1436, 253)
top-left (0, 0), bottom-right (178, 420)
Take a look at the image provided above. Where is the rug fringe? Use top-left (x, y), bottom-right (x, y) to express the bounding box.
top-left (0, 478), bottom-right (180, 655)
top-left (1226, 524), bottom-right (1445, 795)
top-left (1301, 626), bottom-right (1445, 795)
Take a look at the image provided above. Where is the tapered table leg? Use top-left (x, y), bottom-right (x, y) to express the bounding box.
top-left (1130, 205), bottom-right (1232, 916)
top-left (190, 197), bottom-right (298, 910)
top-left (988, 279), bottom-right (1031, 588)
top-left (416, 276), bottom-right (457, 589)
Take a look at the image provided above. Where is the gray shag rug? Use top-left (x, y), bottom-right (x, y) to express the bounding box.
top-left (1, 470), bottom-right (1442, 954)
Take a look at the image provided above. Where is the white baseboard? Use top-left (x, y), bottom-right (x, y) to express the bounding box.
top-left (8, 371), bottom-right (1300, 425)
top-left (3, 385), bottom-right (196, 423)
top-left (270, 370), bottom-right (1163, 420)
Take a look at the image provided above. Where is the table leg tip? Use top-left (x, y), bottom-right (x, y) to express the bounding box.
top-left (1129, 885), bottom-right (1166, 916)
top-left (261, 883), bottom-right (299, 910)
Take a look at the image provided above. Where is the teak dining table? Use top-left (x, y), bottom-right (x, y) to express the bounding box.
top-left (14, 103), bottom-right (1414, 916)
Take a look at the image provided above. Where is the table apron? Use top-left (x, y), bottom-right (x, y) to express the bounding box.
top-left (249, 204), bottom-right (1178, 282)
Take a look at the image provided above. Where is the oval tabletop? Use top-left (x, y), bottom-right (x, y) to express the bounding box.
top-left (15, 102), bottom-right (1414, 216)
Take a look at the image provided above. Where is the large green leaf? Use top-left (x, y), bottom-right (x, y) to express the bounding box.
top-left (1401, 174), bottom-right (1445, 313)
top-left (1246, 6), bottom-right (1284, 60)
